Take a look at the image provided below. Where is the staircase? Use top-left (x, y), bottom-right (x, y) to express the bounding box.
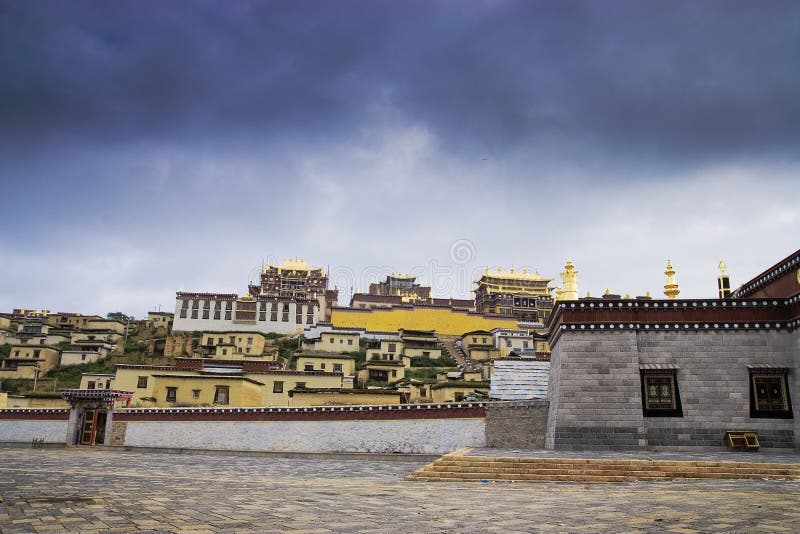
top-left (438, 335), bottom-right (478, 371)
top-left (406, 453), bottom-right (800, 483)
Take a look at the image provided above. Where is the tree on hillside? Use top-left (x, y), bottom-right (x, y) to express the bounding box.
top-left (107, 312), bottom-right (135, 322)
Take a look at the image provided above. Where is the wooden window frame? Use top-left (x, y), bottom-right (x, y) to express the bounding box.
top-left (749, 369), bottom-right (793, 419)
top-left (640, 369), bottom-right (683, 417)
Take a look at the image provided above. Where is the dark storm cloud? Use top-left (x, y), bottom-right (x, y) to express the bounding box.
top-left (2, 0), bottom-right (799, 164)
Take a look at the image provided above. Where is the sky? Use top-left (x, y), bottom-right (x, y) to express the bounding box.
top-left (1, 0), bottom-right (798, 317)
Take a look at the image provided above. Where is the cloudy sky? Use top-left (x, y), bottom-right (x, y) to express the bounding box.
top-left (1, 0), bottom-right (798, 317)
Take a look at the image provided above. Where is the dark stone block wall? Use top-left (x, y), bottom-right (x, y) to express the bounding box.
top-left (547, 329), bottom-right (798, 450)
top-left (485, 401), bottom-right (549, 448)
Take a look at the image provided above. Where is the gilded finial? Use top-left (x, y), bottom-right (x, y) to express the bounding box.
top-left (586, 291), bottom-right (591, 298)
top-left (604, 288), bottom-right (610, 296)
top-left (560, 260), bottom-right (579, 301)
top-left (718, 260), bottom-right (727, 275)
top-left (646, 290), bottom-right (651, 298)
top-left (664, 259), bottom-right (680, 299)
top-left (625, 293), bottom-right (631, 299)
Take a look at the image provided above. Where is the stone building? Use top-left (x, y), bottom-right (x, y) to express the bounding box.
top-left (544, 248), bottom-right (800, 450)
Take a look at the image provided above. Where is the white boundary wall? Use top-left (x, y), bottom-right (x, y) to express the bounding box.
top-left (121, 417), bottom-right (485, 454)
top-left (0, 419), bottom-right (68, 443)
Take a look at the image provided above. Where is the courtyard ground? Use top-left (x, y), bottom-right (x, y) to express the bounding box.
top-left (1, 445), bottom-right (799, 533)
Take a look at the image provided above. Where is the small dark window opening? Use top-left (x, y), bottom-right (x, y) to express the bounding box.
top-left (640, 369), bottom-right (683, 417)
top-left (749, 370), bottom-right (793, 419)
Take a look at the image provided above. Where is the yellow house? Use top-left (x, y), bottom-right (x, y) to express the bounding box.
top-left (430, 381), bottom-right (490, 403)
top-left (245, 370), bottom-right (344, 406)
top-left (151, 374), bottom-right (265, 407)
top-left (398, 329), bottom-right (442, 359)
top-left (365, 360), bottom-right (405, 383)
top-left (302, 331), bottom-right (360, 352)
top-left (288, 388), bottom-right (401, 406)
top-left (200, 332), bottom-right (275, 359)
top-left (408, 379), bottom-right (435, 403)
top-left (295, 353), bottom-right (356, 376)
top-left (114, 365), bottom-right (197, 406)
top-left (0, 346), bottom-right (60, 379)
top-left (79, 373), bottom-right (115, 390)
top-left (461, 331), bottom-right (499, 361)
top-left (86, 319), bottom-right (127, 334)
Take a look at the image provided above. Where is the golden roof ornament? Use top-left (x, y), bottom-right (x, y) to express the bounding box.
top-left (718, 260), bottom-right (727, 275)
top-left (664, 259), bottom-right (680, 299)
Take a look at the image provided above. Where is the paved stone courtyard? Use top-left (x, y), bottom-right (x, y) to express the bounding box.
top-left (1, 445), bottom-right (799, 533)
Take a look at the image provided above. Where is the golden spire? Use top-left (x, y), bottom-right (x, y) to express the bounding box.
top-left (663, 259), bottom-right (680, 299)
top-left (560, 260), bottom-right (579, 301)
top-left (717, 260), bottom-right (731, 299)
top-left (604, 288), bottom-right (610, 296)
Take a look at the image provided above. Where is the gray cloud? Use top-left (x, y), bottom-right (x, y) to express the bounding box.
top-left (1, 0), bottom-right (798, 316)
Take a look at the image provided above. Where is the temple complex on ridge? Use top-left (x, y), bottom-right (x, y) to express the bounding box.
top-left (473, 267), bottom-right (554, 324)
top-left (350, 274), bottom-right (473, 310)
top-left (173, 258), bottom-right (338, 335)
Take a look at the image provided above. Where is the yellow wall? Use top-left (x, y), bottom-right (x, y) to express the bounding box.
top-left (79, 374), bottom-right (115, 389)
top-left (409, 383), bottom-right (434, 403)
top-left (468, 347), bottom-right (499, 361)
top-left (289, 390), bottom-right (401, 406)
top-left (331, 307), bottom-right (517, 336)
top-left (246, 372), bottom-right (343, 406)
top-left (86, 319), bottom-right (126, 334)
top-left (296, 356), bottom-right (355, 375)
top-left (319, 332), bottom-right (359, 350)
top-left (5, 395), bottom-right (69, 408)
top-left (431, 384), bottom-right (489, 403)
top-left (202, 332), bottom-right (271, 358)
top-left (151, 375), bottom-right (264, 407)
top-left (114, 366), bottom-right (196, 406)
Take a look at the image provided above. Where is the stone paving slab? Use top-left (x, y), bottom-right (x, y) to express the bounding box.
top-left (1, 445), bottom-right (799, 532)
top-left (464, 446), bottom-right (800, 464)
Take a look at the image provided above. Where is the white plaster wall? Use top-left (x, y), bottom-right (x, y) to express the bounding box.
top-left (0, 420), bottom-right (68, 443)
top-left (122, 418), bottom-right (486, 454)
top-left (173, 300), bottom-right (318, 335)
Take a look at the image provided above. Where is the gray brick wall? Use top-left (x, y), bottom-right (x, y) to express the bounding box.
top-left (547, 329), bottom-right (797, 450)
top-left (485, 400), bottom-right (548, 448)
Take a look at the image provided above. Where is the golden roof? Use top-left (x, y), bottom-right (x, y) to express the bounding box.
top-left (477, 266), bottom-right (553, 283)
top-left (263, 257), bottom-right (325, 275)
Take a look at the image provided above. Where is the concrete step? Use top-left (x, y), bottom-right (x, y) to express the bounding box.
top-left (407, 455), bottom-right (800, 483)
top-left (426, 465), bottom-right (800, 477)
top-left (430, 461), bottom-right (800, 475)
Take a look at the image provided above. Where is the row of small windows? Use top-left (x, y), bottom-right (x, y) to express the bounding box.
top-left (640, 369), bottom-right (793, 419)
top-left (179, 301), bottom-right (314, 323)
top-left (137, 377), bottom-right (311, 396)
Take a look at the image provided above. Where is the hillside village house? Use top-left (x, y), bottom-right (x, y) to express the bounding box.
top-left (295, 353), bottom-right (356, 375)
top-left (199, 332), bottom-right (276, 359)
top-left (0, 346), bottom-right (60, 379)
top-left (460, 330), bottom-right (500, 361)
top-left (302, 331), bottom-right (360, 352)
top-left (114, 360), bottom-right (344, 408)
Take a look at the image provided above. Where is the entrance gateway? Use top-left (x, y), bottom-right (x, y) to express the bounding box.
top-left (60, 389), bottom-right (133, 446)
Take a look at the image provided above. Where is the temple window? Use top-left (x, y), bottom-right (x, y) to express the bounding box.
top-left (750, 369), bottom-right (793, 418)
top-left (137, 376), bottom-right (148, 388)
top-left (273, 381), bottom-right (284, 393)
top-left (640, 369), bottom-right (683, 417)
top-left (166, 387), bottom-right (177, 403)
